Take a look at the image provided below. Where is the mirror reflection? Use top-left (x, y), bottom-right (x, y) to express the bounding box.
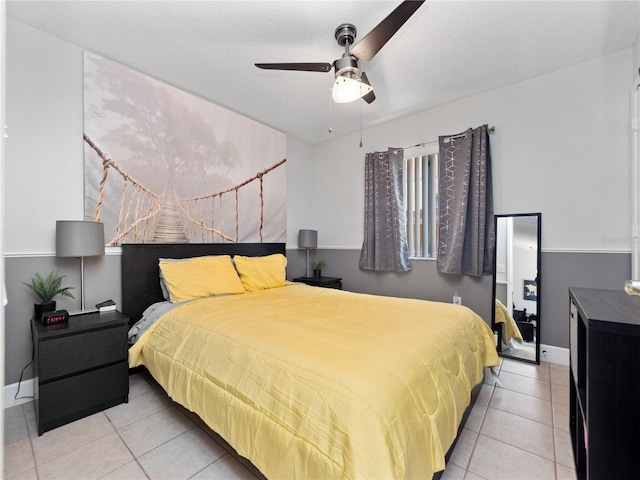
top-left (492, 213), bottom-right (541, 364)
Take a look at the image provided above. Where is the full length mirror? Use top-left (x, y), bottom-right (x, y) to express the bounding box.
top-left (492, 213), bottom-right (541, 364)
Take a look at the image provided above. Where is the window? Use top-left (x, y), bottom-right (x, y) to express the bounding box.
top-left (404, 147), bottom-right (438, 259)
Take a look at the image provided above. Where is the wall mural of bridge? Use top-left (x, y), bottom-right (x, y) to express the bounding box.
top-left (83, 52), bottom-right (286, 246)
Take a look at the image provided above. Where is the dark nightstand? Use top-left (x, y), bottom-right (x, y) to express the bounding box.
top-left (31, 310), bottom-right (130, 435)
top-left (293, 276), bottom-right (342, 290)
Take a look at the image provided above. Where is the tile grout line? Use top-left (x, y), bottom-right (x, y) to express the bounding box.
top-left (32, 412), bottom-right (119, 477)
top-left (109, 420), bottom-right (152, 480)
top-left (24, 405), bottom-right (42, 480)
top-left (460, 382), bottom-right (495, 478)
top-left (108, 374), bottom-right (194, 479)
top-left (466, 361), bottom-right (561, 478)
top-left (486, 397), bottom-right (554, 429)
top-left (505, 367), bottom-right (557, 465)
top-left (548, 367), bottom-right (561, 480)
top-left (134, 371), bottom-right (266, 479)
top-left (27, 374), bottom-right (158, 480)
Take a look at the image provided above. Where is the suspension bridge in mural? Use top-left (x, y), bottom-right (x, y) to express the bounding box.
top-left (84, 134), bottom-right (286, 246)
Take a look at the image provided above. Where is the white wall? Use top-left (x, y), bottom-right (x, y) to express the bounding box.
top-left (513, 246), bottom-right (538, 314)
top-left (4, 19), bottom-right (314, 256)
top-left (284, 135), bottom-right (314, 246)
top-left (311, 48), bottom-right (633, 254)
top-left (5, 20), bottom-right (84, 255)
top-left (6, 18), bottom-right (632, 257)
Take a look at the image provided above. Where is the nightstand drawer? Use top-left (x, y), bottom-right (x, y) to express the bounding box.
top-left (38, 325), bottom-right (128, 382)
top-left (37, 361), bottom-right (129, 434)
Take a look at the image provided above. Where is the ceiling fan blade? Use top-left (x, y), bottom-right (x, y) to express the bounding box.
top-left (255, 63), bottom-right (332, 73)
top-left (351, 0), bottom-right (425, 62)
top-left (360, 72), bottom-right (376, 104)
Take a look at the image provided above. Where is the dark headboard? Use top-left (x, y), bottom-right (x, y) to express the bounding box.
top-left (121, 243), bottom-right (286, 325)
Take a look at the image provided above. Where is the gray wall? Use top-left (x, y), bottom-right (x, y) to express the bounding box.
top-left (308, 250), bottom-right (494, 320)
top-left (291, 249), bottom-right (631, 351)
top-left (541, 251), bottom-right (630, 347)
top-left (5, 255), bottom-right (121, 384)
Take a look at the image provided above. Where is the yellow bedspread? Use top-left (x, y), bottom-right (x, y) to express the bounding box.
top-left (130, 284), bottom-right (499, 479)
top-left (494, 299), bottom-right (523, 343)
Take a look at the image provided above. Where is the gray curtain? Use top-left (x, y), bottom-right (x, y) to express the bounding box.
top-left (437, 125), bottom-right (494, 276)
top-left (359, 148), bottom-right (411, 272)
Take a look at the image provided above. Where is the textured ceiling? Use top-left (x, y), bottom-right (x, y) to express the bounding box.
top-left (7, 1), bottom-right (640, 144)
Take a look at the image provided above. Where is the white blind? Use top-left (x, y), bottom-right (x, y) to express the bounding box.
top-left (404, 153), bottom-right (438, 258)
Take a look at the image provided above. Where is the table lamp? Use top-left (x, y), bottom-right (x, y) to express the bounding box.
top-left (298, 229), bottom-right (318, 278)
top-left (56, 220), bottom-right (105, 313)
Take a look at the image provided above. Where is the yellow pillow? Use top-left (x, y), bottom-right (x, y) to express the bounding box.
top-left (159, 255), bottom-right (245, 303)
top-left (233, 254), bottom-right (287, 292)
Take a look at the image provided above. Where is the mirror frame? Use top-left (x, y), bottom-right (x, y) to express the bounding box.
top-left (491, 212), bottom-right (541, 364)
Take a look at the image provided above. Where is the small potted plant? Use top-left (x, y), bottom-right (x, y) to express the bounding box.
top-left (24, 271), bottom-right (74, 320)
top-left (310, 258), bottom-right (327, 278)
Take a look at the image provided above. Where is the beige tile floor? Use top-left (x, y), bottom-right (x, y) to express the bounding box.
top-left (4, 359), bottom-right (576, 480)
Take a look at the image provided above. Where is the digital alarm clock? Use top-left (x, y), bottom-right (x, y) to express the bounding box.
top-left (41, 310), bottom-right (69, 325)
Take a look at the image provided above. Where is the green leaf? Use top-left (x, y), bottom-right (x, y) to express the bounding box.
top-left (23, 271), bottom-right (75, 303)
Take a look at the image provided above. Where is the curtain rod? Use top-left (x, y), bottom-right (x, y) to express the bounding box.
top-left (404, 125), bottom-right (495, 150)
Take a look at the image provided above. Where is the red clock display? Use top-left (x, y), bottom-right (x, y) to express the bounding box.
top-left (41, 310), bottom-right (69, 325)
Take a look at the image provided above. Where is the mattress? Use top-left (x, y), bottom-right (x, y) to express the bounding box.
top-left (129, 283), bottom-right (499, 479)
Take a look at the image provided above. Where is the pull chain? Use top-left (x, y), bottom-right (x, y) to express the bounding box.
top-left (359, 100), bottom-right (363, 147)
top-left (328, 89), bottom-right (333, 133)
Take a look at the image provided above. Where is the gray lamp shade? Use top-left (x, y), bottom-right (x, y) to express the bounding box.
top-left (298, 229), bottom-right (318, 249)
top-left (56, 221), bottom-right (106, 257)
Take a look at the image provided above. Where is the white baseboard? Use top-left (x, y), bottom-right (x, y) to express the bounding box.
top-left (3, 379), bottom-right (34, 409)
top-left (540, 344), bottom-right (570, 366)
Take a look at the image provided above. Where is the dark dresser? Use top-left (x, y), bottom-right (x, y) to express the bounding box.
top-left (568, 287), bottom-right (640, 480)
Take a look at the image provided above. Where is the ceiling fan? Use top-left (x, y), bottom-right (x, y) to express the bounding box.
top-left (255, 1), bottom-right (425, 104)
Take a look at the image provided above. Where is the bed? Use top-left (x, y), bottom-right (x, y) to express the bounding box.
top-left (123, 243), bottom-right (499, 479)
top-left (494, 298), bottom-right (524, 345)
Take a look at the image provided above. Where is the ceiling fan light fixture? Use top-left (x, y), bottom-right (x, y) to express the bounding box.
top-left (255, 2), bottom-right (425, 105)
top-left (332, 75), bottom-right (374, 103)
